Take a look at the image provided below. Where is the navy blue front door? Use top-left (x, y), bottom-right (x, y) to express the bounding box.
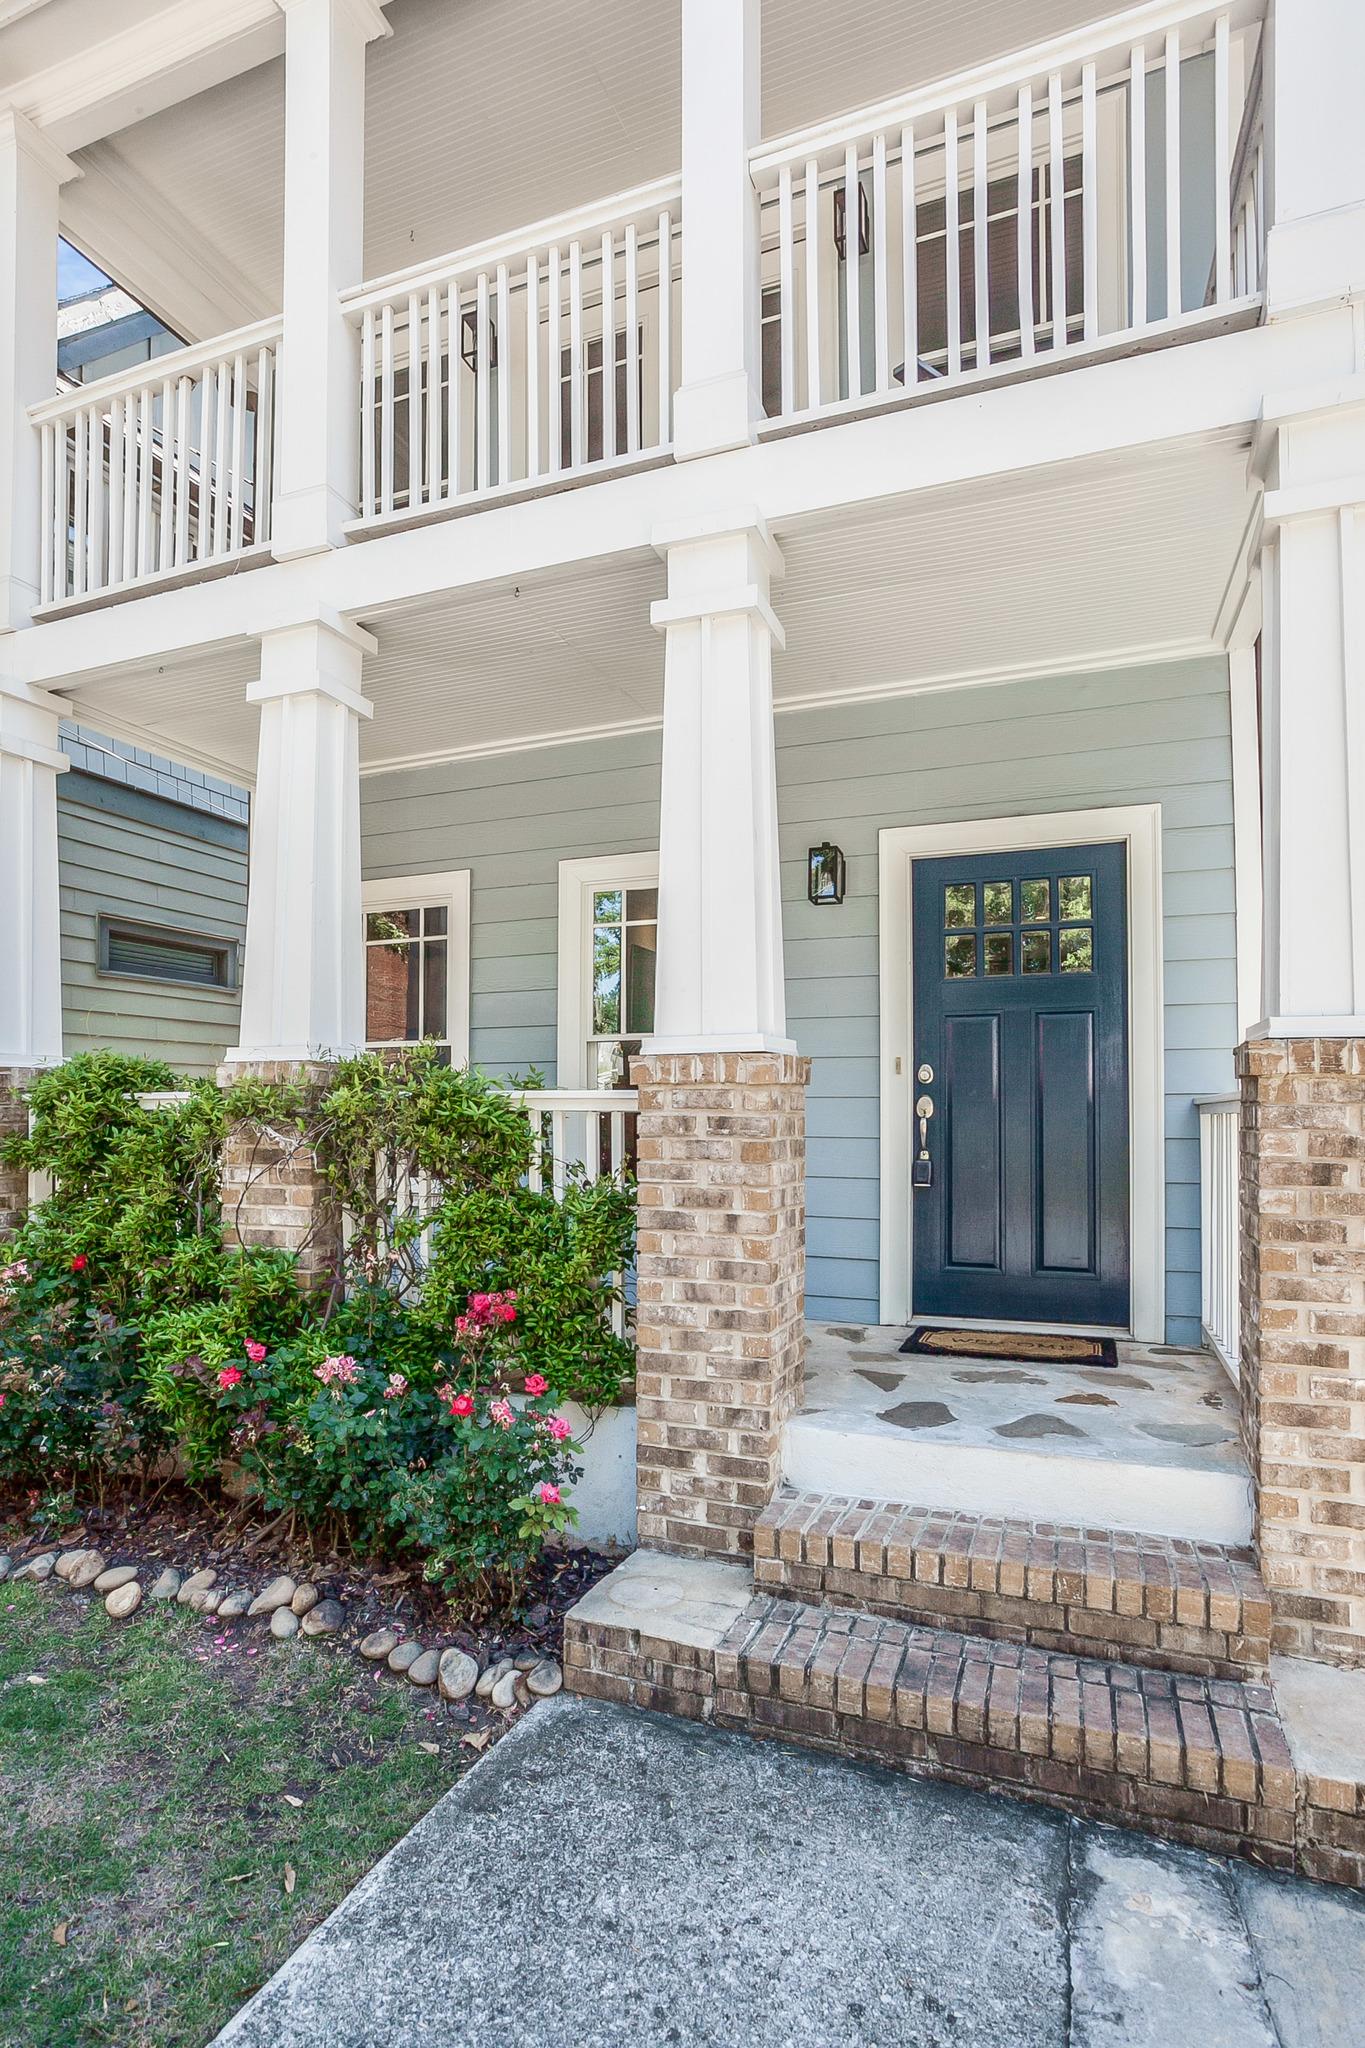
top-left (911, 842), bottom-right (1130, 1326)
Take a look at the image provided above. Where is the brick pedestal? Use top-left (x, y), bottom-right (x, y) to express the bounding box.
top-left (216, 1060), bottom-right (343, 1291)
top-left (0, 1067), bottom-right (36, 1239)
top-left (632, 1051), bottom-right (811, 1560)
top-left (1238, 1038), bottom-right (1365, 1667)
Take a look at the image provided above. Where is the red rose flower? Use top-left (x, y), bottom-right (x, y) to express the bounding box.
top-left (448, 1392), bottom-right (474, 1418)
top-left (70, 1255), bottom-right (88, 1273)
top-left (217, 1365), bottom-right (244, 1390)
top-left (523, 1373), bottom-right (549, 1397)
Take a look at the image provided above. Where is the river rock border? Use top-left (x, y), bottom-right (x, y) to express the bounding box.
top-left (0, 1547), bottom-right (563, 1708)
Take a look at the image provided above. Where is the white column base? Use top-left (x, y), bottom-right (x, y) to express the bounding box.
top-left (269, 483), bottom-right (359, 561)
top-left (671, 372), bottom-right (760, 462)
top-left (643, 1032), bottom-right (798, 1056)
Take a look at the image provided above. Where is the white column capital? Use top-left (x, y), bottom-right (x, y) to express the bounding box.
top-left (248, 613), bottom-right (377, 717)
top-left (274, 0), bottom-right (393, 39)
top-left (649, 513), bottom-right (786, 639)
top-left (0, 109), bottom-right (80, 188)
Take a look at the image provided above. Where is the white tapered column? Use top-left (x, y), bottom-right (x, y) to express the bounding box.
top-left (0, 112), bottom-right (78, 631)
top-left (229, 617), bottom-right (374, 1062)
top-left (0, 679), bottom-right (65, 1067)
top-left (672, 0), bottom-right (763, 460)
top-left (646, 514), bottom-right (793, 1053)
top-left (270, 0), bottom-right (390, 559)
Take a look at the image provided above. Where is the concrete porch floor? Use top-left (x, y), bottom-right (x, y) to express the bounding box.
top-left (786, 1324), bottom-right (1252, 1545)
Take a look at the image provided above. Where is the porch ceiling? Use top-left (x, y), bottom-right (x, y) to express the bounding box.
top-left (46, 0), bottom-right (1127, 342)
top-left (54, 430), bottom-right (1256, 784)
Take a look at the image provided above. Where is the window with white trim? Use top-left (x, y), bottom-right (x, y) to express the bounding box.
top-left (588, 882), bottom-right (658, 1087)
top-left (362, 870), bottom-right (471, 1067)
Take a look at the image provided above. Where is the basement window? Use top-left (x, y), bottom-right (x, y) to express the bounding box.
top-left (98, 915), bottom-right (237, 989)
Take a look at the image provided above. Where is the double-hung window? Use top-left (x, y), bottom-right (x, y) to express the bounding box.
top-left (362, 870), bottom-right (471, 1066)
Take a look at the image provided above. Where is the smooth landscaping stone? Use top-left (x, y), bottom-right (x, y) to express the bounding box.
top-left (387, 1640), bottom-right (422, 1675)
top-left (270, 1608), bottom-right (299, 1640)
top-left (55, 1548), bottom-right (100, 1582)
top-left (92, 1565), bottom-right (139, 1593)
top-left (360, 1628), bottom-right (399, 1661)
top-left (249, 1575), bottom-right (296, 1617)
top-left (150, 1567), bottom-right (182, 1601)
top-left (0, 1555), bottom-right (11, 1582)
top-left (177, 1568), bottom-right (216, 1604)
top-left (185, 1587), bottom-right (221, 1614)
top-left (475, 1657), bottom-right (513, 1699)
top-left (489, 1669), bottom-right (519, 1712)
top-left (406, 1650), bottom-right (440, 1688)
top-left (67, 1553), bottom-right (108, 1588)
top-left (216, 1588), bottom-right (253, 1618)
top-left (290, 1583), bottom-right (319, 1617)
top-left (12, 1552), bottom-right (57, 1583)
top-left (104, 1581), bottom-right (143, 1620)
top-left (437, 1649), bottom-right (478, 1702)
top-left (525, 1659), bottom-right (562, 1698)
top-left (301, 1599), bottom-right (344, 1638)
top-left (1067, 1827), bottom-right (1276, 2048)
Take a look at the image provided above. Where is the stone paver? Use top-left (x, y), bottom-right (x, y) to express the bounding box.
top-left (213, 1696), bottom-right (1363, 2048)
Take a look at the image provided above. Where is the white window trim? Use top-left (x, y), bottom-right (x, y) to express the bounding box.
top-left (361, 869), bottom-right (472, 1067)
top-left (878, 804), bottom-right (1164, 1343)
top-left (556, 851), bottom-right (658, 1089)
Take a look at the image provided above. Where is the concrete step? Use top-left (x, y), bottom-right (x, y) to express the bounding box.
top-left (563, 1549), bottom-right (1365, 1885)
top-left (755, 1488), bottom-right (1272, 1680)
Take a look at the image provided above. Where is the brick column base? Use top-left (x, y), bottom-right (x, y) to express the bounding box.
top-left (216, 1061), bottom-right (343, 1292)
top-left (632, 1051), bottom-right (811, 1561)
top-left (1238, 1037), bottom-right (1365, 1667)
top-left (0, 1067), bottom-right (38, 1240)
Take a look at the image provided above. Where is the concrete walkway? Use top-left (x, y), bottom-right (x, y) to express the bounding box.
top-left (215, 1696), bottom-right (1365, 2048)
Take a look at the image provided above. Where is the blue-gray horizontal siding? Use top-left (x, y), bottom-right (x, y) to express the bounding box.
top-left (360, 654), bottom-right (1237, 1345)
top-left (58, 790), bottom-right (248, 1076)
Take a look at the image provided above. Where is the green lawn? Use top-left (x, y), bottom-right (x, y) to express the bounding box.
top-left (0, 1579), bottom-right (475, 2048)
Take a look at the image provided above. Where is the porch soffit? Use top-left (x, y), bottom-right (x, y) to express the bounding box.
top-left (48, 432), bottom-right (1255, 782)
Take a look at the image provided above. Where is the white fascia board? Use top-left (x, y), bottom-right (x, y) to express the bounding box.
top-left (9, 307), bottom-right (1353, 691)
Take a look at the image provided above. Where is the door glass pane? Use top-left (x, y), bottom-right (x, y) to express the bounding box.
top-left (983, 882), bottom-right (1013, 925)
top-left (624, 923), bottom-right (657, 1033)
top-left (1021, 879), bottom-right (1050, 922)
top-left (1022, 929), bottom-right (1052, 974)
top-left (945, 934), bottom-right (977, 977)
top-left (944, 884), bottom-right (976, 928)
top-left (1059, 927), bottom-right (1094, 973)
top-left (1059, 875), bottom-right (1092, 920)
top-left (984, 933), bottom-right (1012, 976)
top-left (422, 939), bottom-right (448, 1038)
top-left (593, 925), bottom-right (622, 1032)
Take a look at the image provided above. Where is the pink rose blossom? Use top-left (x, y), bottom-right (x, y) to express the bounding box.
top-left (243, 1339), bottom-right (267, 1365)
top-left (544, 1414), bottom-right (572, 1442)
top-left (217, 1365), bottom-right (243, 1390)
top-left (538, 1482), bottom-right (561, 1506)
top-left (523, 1373), bottom-right (549, 1397)
top-left (435, 1382), bottom-right (455, 1404)
top-left (488, 1397), bottom-right (514, 1430)
top-left (315, 1353), bottom-right (360, 1389)
top-left (382, 1373), bottom-right (408, 1400)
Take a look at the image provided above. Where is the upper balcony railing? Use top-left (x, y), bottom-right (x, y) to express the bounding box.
top-left (343, 179), bottom-right (681, 530)
top-left (29, 317), bottom-right (280, 608)
top-left (751, 0), bottom-right (1265, 431)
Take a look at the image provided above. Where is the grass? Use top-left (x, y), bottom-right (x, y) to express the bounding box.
top-left (0, 1579), bottom-right (476, 2048)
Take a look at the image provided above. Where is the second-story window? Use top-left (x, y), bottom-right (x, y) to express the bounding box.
top-left (560, 329), bottom-right (643, 470)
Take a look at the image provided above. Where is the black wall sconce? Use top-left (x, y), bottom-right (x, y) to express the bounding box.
top-left (460, 307), bottom-right (498, 373)
top-left (832, 181), bottom-right (871, 261)
top-left (808, 842), bottom-right (847, 906)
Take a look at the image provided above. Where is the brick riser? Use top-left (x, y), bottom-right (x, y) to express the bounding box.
top-left (565, 1597), bottom-right (1365, 1887)
top-left (756, 1491), bottom-right (1272, 1681)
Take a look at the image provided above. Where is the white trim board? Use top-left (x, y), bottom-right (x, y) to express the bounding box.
top-left (556, 851), bottom-right (658, 1090)
top-left (877, 804), bottom-right (1165, 1343)
top-left (361, 868), bottom-right (471, 1069)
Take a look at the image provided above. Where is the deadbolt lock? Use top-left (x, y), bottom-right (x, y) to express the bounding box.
top-left (917, 1063), bottom-right (934, 1084)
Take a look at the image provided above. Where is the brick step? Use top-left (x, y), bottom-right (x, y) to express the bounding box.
top-left (754, 1488), bottom-right (1271, 1680)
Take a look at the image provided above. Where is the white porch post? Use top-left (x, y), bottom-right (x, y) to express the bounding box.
top-left (671, 0), bottom-right (763, 460)
top-left (228, 616), bottom-right (374, 1063)
top-left (646, 513), bottom-right (793, 1053)
top-left (1264, 0), bottom-right (1365, 315)
top-left (0, 111), bottom-right (78, 631)
top-left (270, 0), bottom-right (390, 560)
top-left (0, 679), bottom-right (65, 1068)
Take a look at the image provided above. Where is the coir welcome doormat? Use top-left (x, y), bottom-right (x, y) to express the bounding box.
top-left (899, 1326), bottom-right (1119, 1369)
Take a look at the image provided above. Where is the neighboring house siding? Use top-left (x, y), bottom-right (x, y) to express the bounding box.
top-left (360, 654), bottom-right (1237, 1347)
top-left (58, 777), bottom-right (248, 1076)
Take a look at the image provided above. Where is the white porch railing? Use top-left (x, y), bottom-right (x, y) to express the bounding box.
top-left (343, 181), bottom-right (680, 525)
top-left (29, 317), bottom-right (280, 607)
top-left (751, 0), bottom-right (1265, 429)
top-left (1197, 1091), bottom-right (1241, 1382)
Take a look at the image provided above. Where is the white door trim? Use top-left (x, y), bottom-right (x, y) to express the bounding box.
top-left (556, 850), bottom-right (659, 1088)
top-left (877, 803), bottom-right (1165, 1342)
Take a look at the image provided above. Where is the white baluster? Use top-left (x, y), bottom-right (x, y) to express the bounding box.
top-left (139, 386), bottom-right (156, 575)
top-left (1081, 62), bottom-right (1098, 343)
top-left (1130, 45), bottom-right (1148, 328)
top-left (496, 261), bottom-right (511, 485)
top-left (843, 143), bottom-right (861, 399)
top-left (174, 376), bottom-right (191, 565)
top-left (1048, 74), bottom-right (1067, 349)
top-left (525, 254), bottom-right (541, 478)
top-left (1213, 13), bottom-right (1231, 305)
top-left (87, 405), bottom-right (104, 590)
top-left (568, 240), bottom-right (584, 468)
top-left (427, 285), bottom-right (442, 503)
top-left (656, 212), bottom-right (672, 445)
top-left (972, 101), bottom-right (990, 370)
top-left (778, 165), bottom-right (795, 416)
top-left (361, 307), bottom-right (376, 517)
top-left (71, 406), bottom-right (87, 596)
top-left (230, 353), bottom-right (247, 552)
top-left (804, 159), bottom-right (822, 408)
top-left (39, 420), bottom-right (53, 605)
top-left (600, 231), bottom-right (616, 462)
top-left (548, 247), bottom-right (563, 471)
top-left (901, 126), bottom-right (918, 386)
top-left (945, 109), bottom-right (961, 377)
top-left (379, 300), bottom-right (395, 515)
top-left (107, 395), bottom-right (125, 585)
top-left (407, 291), bottom-right (422, 509)
top-left (447, 279), bottom-right (463, 498)
top-left (1017, 89), bottom-right (1035, 360)
top-left (1165, 29), bottom-right (1181, 318)
top-left (209, 369), bottom-right (228, 557)
top-left (255, 350), bottom-right (273, 547)
top-left (872, 131), bottom-right (889, 391)
top-left (624, 223), bottom-right (640, 454)
top-left (158, 377), bottom-right (174, 571)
